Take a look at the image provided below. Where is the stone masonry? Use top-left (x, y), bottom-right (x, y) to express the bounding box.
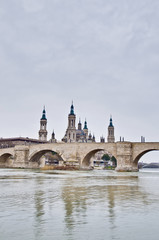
top-left (0, 142), bottom-right (159, 171)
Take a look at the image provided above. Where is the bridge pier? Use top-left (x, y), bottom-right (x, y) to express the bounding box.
top-left (115, 142), bottom-right (138, 172)
top-left (59, 145), bottom-right (81, 168)
top-left (12, 146), bottom-right (30, 168)
top-left (115, 156), bottom-right (138, 172)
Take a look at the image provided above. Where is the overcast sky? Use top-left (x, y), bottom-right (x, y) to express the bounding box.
top-left (1, 0), bottom-right (159, 161)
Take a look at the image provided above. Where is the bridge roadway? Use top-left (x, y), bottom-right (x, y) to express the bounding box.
top-left (0, 141), bottom-right (159, 171)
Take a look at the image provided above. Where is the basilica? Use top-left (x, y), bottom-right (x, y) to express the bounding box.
top-left (38, 103), bottom-right (115, 143)
top-left (62, 102), bottom-right (95, 143)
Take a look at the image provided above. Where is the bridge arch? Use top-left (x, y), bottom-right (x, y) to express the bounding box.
top-left (0, 153), bottom-right (14, 168)
top-left (29, 149), bottom-right (64, 167)
top-left (133, 149), bottom-right (159, 165)
top-left (82, 148), bottom-right (117, 168)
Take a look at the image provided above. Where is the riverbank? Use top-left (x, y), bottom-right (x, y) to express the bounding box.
top-left (41, 165), bottom-right (80, 170)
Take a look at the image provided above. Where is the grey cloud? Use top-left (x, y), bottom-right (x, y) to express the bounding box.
top-left (0, 0), bottom-right (159, 163)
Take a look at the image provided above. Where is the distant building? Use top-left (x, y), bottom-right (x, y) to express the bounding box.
top-left (100, 136), bottom-right (105, 143)
top-left (0, 104), bottom-right (116, 151)
top-left (0, 137), bottom-right (46, 149)
top-left (37, 104), bottom-right (115, 143)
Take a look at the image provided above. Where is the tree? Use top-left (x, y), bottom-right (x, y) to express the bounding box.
top-left (102, 154), bottom-right (110, 161)
top-left (111, 156), bottom-right (117, 166)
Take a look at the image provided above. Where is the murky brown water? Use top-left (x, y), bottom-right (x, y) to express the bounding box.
top-left (0, 168), bottom-right (159, 240)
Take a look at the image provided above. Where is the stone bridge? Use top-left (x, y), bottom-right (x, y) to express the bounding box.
top-left (0, 141), bottom-right (159, 171)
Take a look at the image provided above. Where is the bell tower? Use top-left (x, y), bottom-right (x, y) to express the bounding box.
top-left (66, 102), bottom-right (76, 142)
top-left (39, 107), bottom-right (48, 141)
top-left (107, 116), bottom-right (115, 143)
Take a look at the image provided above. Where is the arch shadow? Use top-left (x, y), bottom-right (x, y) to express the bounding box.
top-left (0, 153), bottom-right (14, 167)
top-left (30, 149), bottom-right (64, 166)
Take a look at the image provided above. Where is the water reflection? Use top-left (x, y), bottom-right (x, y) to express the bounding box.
top-left (61, 172), bottom-right (152, 239)
top-left (0, 170), bottom-right (159, 240)
top-left (34, 178), bottom-right (45, 240)
top-left (62, 178), bottom-right (87, 238)
top-left (107, 185), bottom-right (116, 231)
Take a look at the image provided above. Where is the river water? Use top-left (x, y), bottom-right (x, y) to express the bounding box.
top-left (0, 168), bottom-right (159, 240)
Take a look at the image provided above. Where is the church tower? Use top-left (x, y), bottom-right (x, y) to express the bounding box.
top-left (66, 102), bottom-right (76, 142)
top-left (39, 107), bottom-right (48, 141)
top-left (107, 116), bottom-right (115, 143)
top-left (83, 119), bottom-right (88, 138)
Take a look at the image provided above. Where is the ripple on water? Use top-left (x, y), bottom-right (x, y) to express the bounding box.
top-left (0, 169), bottom-right (159, 240)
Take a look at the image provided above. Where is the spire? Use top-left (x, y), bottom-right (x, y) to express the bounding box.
top-left (70, 101), bottom-right (75, 115)
top-left (88, 132), bottom-right (92, 139)
top-left (93, 134), bottom-right (95, 142)
top-left (83, 119), bottom-right (88, 129)
top-left (41, 106), bottom-right (47, 120)
top-left (109, 115), bottom-right (113, 127)
top-left (52, 130), bottom-right (55, 139)
top-left (78, 118), bottom-right (82, 130)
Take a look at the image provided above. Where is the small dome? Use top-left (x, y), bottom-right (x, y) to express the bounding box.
top-left (41, 107), bottom-right (47, 120)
